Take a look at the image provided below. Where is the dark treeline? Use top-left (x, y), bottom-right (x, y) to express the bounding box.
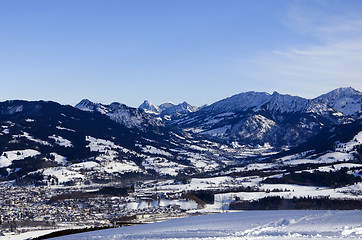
top-left (263, 169), bottom-right (361, 188)
top-left (48, 186), bottom-right (133, 203)
top-left (230, 196), bottom-right (362, 210)
top-left (182, 190), bottom-right (215, 207)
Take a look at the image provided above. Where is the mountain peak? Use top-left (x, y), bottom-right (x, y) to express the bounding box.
top-left (138, 100), bottom-right (161, 114)
top-left (158, 102), bottom-right (176, 111)
top-left (205, 91), bottom-right (271, 113)
top-left (319, 87), bottom-right (361, 99)
top-left (77, 99), bottom-right (93, 105)
top-left (313, 87), bottom-right (362, 116)
top-left (75, 99), bottom-right (96, 112)
top-left (160, 101), bottom-right (199, 117)
top-left (266, 92), bottom-right (308, 113)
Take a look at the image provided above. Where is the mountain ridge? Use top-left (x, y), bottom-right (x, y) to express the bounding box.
top-left (172, 87), bottom-right (361, 148)
top-left (0, 87), bottom-right (360, 185)
top-left (138, 100), bottom-right (199, 120)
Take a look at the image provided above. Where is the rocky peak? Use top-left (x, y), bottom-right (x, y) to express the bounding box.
top-left (265, 92), bottom-right (308, 114)
top-left (161, 101), bottom-right (199, 117)
top-left (75, 99), bottom-right (97, 112)
top-left (139, 100), bottom-right (161, 114)
top-left (158, 102), bottom-right (176, 111)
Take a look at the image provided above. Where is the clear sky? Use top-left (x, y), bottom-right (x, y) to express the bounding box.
top-left (1, 0), bottom-right (361, 107)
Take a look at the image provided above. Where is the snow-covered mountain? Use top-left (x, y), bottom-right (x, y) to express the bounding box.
top-left (307, 87), bottom-right (362, 117)
top-left (76, 99), bottom-right (165, 131)
top-left (138, 100), bottom-right (161, 114)
top-left (0, 87), bottom-right (361, 186)
top-left (160, 101), bottom-right (199, 119)
top-left (173, 87), bottom-right (361, 148)
top-left (0, 100), bottom-right (243, 185)
top-left (158, 102), bottom-right (176, 111)
top-left (138, 100), bottom-right (199, 119)
top-left (265, 91), bottom-right (308, 114)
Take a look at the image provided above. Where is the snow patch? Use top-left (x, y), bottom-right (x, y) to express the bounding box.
top-left (13, 132), bottom-right (52, 146)
top-left (40, 167), bottom-right (84, 183)
top-left (142, 145), bottom-right (173, 157)
top-left (86, 136), bottom-right (137, 155)
top-left (6, 105), bottom-right (23, 114)
top-left (48, 135), bottom-right (73, 148)
top-left (317, 152), bottom-right (354, 163)
top-left (202, 125), bottom-right (231, 136)
top-left (335, 131), bottom-right (362, 153)
top-left (70, 161), bottom-right (99, 170)
top-left (56, 126), bottom-right (76, 132)
top-left (48, 153), bottom-right (67, 165)
top-left (103, 161), bottom-right (142, 174)
top-left (0, 150), bottom-right (41, 168)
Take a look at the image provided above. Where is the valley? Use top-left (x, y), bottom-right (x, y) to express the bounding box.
top-left (0, 87), bottom-right (361, 238)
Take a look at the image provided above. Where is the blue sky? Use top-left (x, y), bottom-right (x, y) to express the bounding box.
top-left (1, 0), bottom-right (361, 107)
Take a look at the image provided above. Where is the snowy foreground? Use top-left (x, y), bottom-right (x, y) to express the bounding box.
top-left (51, 210), bottom-right (362, 240)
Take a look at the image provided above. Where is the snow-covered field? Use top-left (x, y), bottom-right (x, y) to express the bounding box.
top-left (51, 210), bottom-right (362, 240)
top-left (0, 225), bottom-right (95, 240)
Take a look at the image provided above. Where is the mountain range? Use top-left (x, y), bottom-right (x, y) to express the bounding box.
top-left (172, 87), bottom-right (361, 148)
top-left (138, 100), bottom-right (199, 120)
top-left (0, 87), bottom-right (360, 185)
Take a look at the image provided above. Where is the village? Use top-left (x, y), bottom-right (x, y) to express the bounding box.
top-left (1, 164), bottom-right (361, 236)
top-left (0, 181), bottom-right (201, 235)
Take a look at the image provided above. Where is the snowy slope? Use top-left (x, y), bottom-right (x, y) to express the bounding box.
top-left (0, 149), bottom-right (40, 168)
top-left (205, 91), bottom-right (272, 113)
top-left (265, 91), bottom-right (308, 114)
top-left (202, 90), bottom-right (308, 114)
top-left (310, 87), bottom-right (362, 116)
top-left (53, 210), bottom-right (362, 240)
